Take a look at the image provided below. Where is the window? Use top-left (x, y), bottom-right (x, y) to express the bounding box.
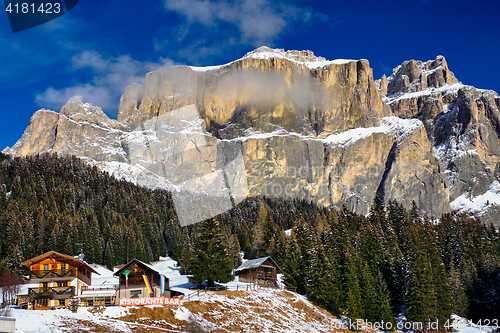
top-left (130, 290), bottom-right (141, 296)
top-left (57, 299), bottom-right (67, 306)
top-left (41, 282), bottom-right (48, 289)
top-left (60, 263), bottom-right (66, 271)
top-left (36, 299), bottom-right (49, 308)
top-left (57, 281), bottom-right (69, 287)
top-left (43, 264), bottom-right (49, 271)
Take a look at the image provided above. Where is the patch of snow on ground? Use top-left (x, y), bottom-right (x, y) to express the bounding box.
top-left (451, 181), bottom-right (500, 215)
top-left (180, 288), bottom-right (340, 333)
top-left (11, 306), bottom-right (131, 333)
top-left (452, 314), bottom-right (499, 333)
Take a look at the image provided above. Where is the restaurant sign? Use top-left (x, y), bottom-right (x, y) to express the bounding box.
top-left (119, 297), bottom-right (181, 306)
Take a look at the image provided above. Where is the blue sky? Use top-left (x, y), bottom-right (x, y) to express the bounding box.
top-left (1, 0), bottom-right (499, 150)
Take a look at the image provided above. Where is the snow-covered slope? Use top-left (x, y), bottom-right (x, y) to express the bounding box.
top-left (8, 257), bottom-right (341, 333)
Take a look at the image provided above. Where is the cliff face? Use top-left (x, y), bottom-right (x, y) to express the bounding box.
top-left (379, 55), bottom-right (500, 225)
top-left (118, 48), bottom-right (390, 138)
top-left (6, 47), bottom-right (500, 226)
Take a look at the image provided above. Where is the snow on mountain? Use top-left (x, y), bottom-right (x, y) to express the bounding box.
top-left (186, 46), bottom-right (357, 73)
top-left (322, 116), bottom-right (423, 147)
top-left (384, 83), bottom-right (465, 104)
top-left (451, 181), bottom-right (500, 216)
top-left (6, 48), bottom-right (500, 225)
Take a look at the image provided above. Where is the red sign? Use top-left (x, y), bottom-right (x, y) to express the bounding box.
top-left (119, 297), bottom-right (181, 306)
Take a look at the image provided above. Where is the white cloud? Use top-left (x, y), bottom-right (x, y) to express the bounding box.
top-left (164, 0), bottom-right (320, 46)
top-left (36, 85), bottom-right (114, 112)
top-left (35, 52), bottom-right (178, 116)
top-left (72, 50), bottom-right (109, 71)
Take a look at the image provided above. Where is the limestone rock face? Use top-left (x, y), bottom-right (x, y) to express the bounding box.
top-left (6, 47), bottom-right (500, 225)
top-left (10, 110), bottom-right (59, 156)
top-left (10, 98), bottom-right (127, 162)
top-left (379, 124), bottom-right (450, 215)
top-left (118, 47), bottom-right (390, 138)
top-left (379, 56), bottom-right (500, 226)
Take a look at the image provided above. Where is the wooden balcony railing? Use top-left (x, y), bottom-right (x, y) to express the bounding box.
top-left (29, 269), bottom-right (76, 279)
top-left (81, 285), bottom-right (118, 291)
top-left (28, 286), bottom-right (75, 297)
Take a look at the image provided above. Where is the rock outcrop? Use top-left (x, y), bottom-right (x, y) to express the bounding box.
top-left (379, 56), bottom-right (500, 225)
top-left (5, 48), bottom-right (500, 226)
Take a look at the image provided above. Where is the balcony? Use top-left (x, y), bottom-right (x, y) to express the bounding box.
top-left (29, 269), bottom-right (76, 279)
top-left (28, 286), bottom-right (75, 297)
top-left (81, 285), bottom-right (118, 291)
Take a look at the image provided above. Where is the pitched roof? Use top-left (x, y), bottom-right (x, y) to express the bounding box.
top-left (21, 251), bottom-right (99, 275)
top-left (113, 259), bottom-right (161, 277)
top-left (235, 256), bottom-right (281, 272)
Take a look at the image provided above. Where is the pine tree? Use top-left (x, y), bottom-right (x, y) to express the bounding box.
top-left (293, 214), bottom-right (314, 295)
top-left (344, 249), bottom-right (364, 321)
top-left (281, 233), bottom-right (301, 290)
top-left (404, 225), bottom-right (437, 326)
top-left (448, 264), bottom-right (468, 316)
top-left (375, 270), bottom-right (394, 329)
top-left (306, 231), bottom-right (342, 315)
top-left (426, 223), bottom-right (453, 328)
top-left (228, 234), bottom-right (242, 272)
top-left (359, 260), bottom-right (378, 322)
top-left (188, 218), bottom-right (233, 288)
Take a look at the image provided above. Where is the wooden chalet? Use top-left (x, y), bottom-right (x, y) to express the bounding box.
top-left (114, 259), bottom-right (175, 299)
top-left (235, 257), bottom-right (280, 287)
top-left (22, 251), bottom-right (99, 310)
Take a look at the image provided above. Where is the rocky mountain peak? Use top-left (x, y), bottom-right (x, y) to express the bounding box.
top-left (242, 46), bottom-right (327, 63)
top-left (382, 55), bottom-right (460, 97)
top-left (6, 49), bottom-right (500, 226)
top-left (60, 96), bottom-right (120, 129)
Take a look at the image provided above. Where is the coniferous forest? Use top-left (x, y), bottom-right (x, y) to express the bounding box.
top-left (0, 153), bottom-right (499, 326)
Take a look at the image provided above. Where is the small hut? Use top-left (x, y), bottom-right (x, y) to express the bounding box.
top-left (113, 259), bottom-right (170, 299)
top-left (235, 257), bottom-right (280, 287)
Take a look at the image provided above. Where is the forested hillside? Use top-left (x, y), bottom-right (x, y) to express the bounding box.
top-left (0, 153), bottom-right (499, 325)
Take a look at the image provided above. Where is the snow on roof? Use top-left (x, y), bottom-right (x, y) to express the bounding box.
top-left (89, 264), bottom-right (118, 287)
top-left (235, 256), bottom-right (280, 272)
top-left (21, 250), bottom-right (99, 275)
top-left (113, 258), bottom-right (159, 277)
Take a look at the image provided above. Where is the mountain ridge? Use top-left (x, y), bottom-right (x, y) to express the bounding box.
top-left (4, 47), bottom-right (500, 226)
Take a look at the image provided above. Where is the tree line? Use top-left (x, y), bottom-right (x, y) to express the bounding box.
top-left (273, 195), bottom-right (500, 327)
top-left (0, 153), bottom-right (498, 326)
